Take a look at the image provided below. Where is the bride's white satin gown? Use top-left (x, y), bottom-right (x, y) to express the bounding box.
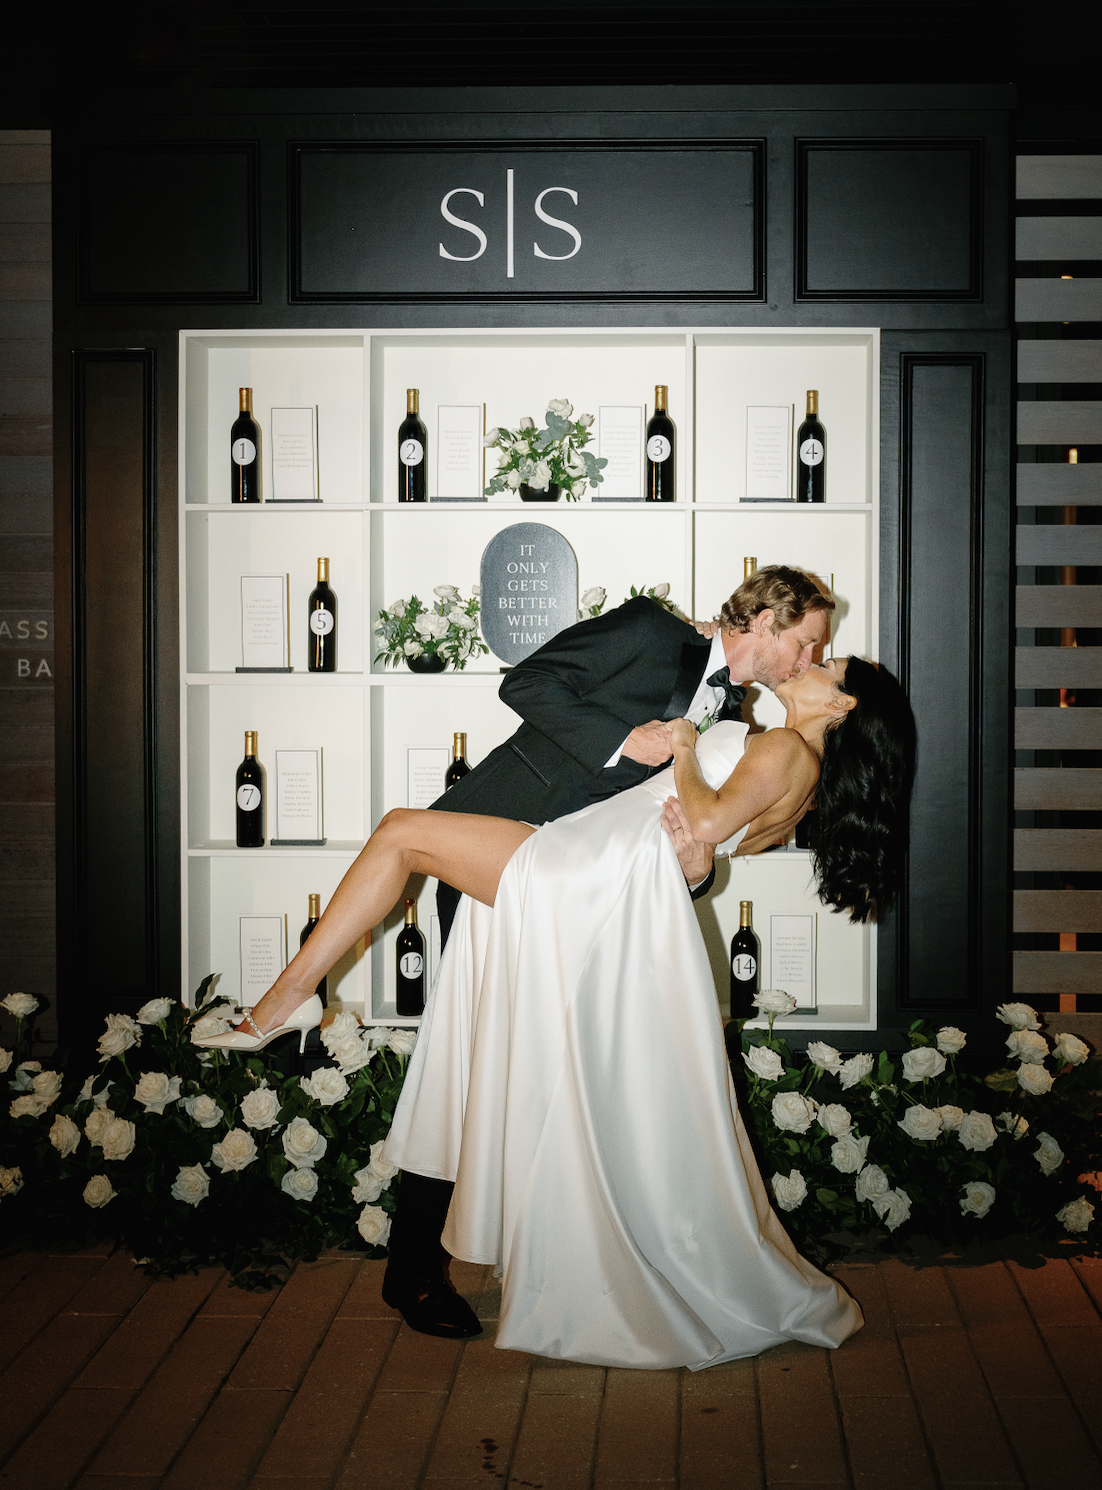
top-left (384, 721), bottom-right (862, 1369)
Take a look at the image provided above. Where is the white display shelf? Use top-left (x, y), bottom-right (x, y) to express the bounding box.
top-left (179, 325), bottom-right (880, 1029)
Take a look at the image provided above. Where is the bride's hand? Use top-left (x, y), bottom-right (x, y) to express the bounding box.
top-left (670, 717), bottom-right (698, 752)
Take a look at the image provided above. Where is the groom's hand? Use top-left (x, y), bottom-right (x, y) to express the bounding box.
top-left (661, 797), bottom-right (717, 888)
top-left (622, 720), bottom-right (674, 766)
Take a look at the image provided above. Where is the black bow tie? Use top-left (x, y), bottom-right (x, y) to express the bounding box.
top-left (706, 665), bottom-right (747, 719)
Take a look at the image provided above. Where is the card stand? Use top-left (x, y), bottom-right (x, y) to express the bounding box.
top-left (236, 666), bottom-right (293, 673)
top-left (271, 838), bottom-right (327, 847)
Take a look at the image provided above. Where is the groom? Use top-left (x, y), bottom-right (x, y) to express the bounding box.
top-left (383, 565), bottom-right (834, 1338)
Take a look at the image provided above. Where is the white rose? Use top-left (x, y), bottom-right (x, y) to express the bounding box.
top-left (482, 428), bottom-right (502, 446)
top-left (897, 1104), bottom-right (942, 1142)
top-left (505, 469), bottom-right (523, 490)
top-left (299, 1066), bottom-right (349, 1106)
top-left (937, 1104), bottom-right (965, 1131)
top-left (0, 1048), bottom-right (11, 1074)
top-left (1057, 1196), bottom-right (1095, 1234)
top-left (996, 1002), bottom-right (1041, 1032)
top-left (83, 1174), bottom-right (116, 1209)
top-left (433, 584), bottom-right (460, 601)
top-left (530, 459), bottom-right (553, 491)
top-left (959, 1180), bottom-right (996, 1219)
top-left (1052, 1031), bottom-right (1090, 1066)
top-left (85, 1106), bottom-right (115, 1145)
top-left (771, 1169), bottom-right (808, 1212)
top-left (328, 1033), bottom-right (375, 1075)
top-left (997, 1111), bottom-right (1029, 1141)
top-left (183, 1093), bottom-right (225, 1129)
top-left (650, 582), bottom-right (670, 599)
top-left (855, 1164), bottom-right (891, 1203)
top-left (957, 1110), bottom-right (997, 1152)
top-left (830, 1134), bottom-right (870, 1174)
top-left (388, 598), bottom-right (407, 618)
top-left (743, 1045), bottom-right (784, 1081)
top-left (367, 1138), bottom-right (399, 1186)
top-left (547, 398), bottom-right (573, 419)
top-left (413, 613), bottom-right (435, 637)
top-left (565, 448), bottom-right (587, 477)
top-left (577, 412), bottom-right (595, 429)
top-left (351, 1165), bottom-right (385, 1204)
top-left (936, 1026), bottom-right (967, 1055)
top-left (49, 1114), bottom-right (81, 1157)
top-left (402, 639), bottom-right (423, 657)
top-left (171, 1164), bottom-right (210, 1207)
top-left (471, 584), bottom-right (480, 597)
top-left (1017, 1063), bottom-right (1054, 1096)
top-left (10, 1060), bottom-right (40, 1091)
top-left (0, 1165), bottom-right (23, 1199)
top-left (2, 992), bottom-right (38, 1019)
top-left (752, 989), bottom-right (798, 1016)
top-left (839, 1053), bottom-right (875, 1090)
top-left (387, 1028), bottom-right (417, 1057)
top-left (817, 1103), bottom-right (853, 1138)
top-left (519, 416), bottom-right (535, 430)
top-left (190, 1006), bottom-right (235, 1041)
top-left (30, 1070), bottom-right (63, 1108)
top-left (806, 1041), bottom-right (843, 1073)
top-left (100, 1117), bottom-right (137, 1162)
top-left (580, 587), bottom-right (606, 610)
top-left (356, 1203), bottom-right (392, 1247)
top-left (136, 997), bottom-right (175, 1025)
top-left (1006, 1029), bottom-right (1049, 1065)
top-left (281, 1167), bottom-right (319, 1202)
top-left (1033, 1131), bottom-right (1064, 1176)
top-left (874, 1187), bottom-right (912, 1232)
top-left (9, 1094), bottom-right (46, 1119)
top-left (771, 1091), bottom-right (816, 1134)
top-left (133, 1071), bottom-right (181, 1114)
top-left (211, 1128), bottom-right (258, 1172)
top-left (97, 1013), bottom-right (141, 1061)
top-left (282, 1116), bottom-right (327, 1169)
top-left (901, 1047), bottom-right (946, 1083)
top-left (321, 1010), bottom-right (360, 1047)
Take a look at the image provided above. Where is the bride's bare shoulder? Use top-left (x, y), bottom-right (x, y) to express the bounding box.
top-left (741, 727), bottom-right (819, 785)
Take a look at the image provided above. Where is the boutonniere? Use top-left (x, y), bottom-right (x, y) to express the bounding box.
top-left (697, 709), bottom-right (717, 735)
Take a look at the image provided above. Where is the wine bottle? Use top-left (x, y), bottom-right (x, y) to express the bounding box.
top-left (796, 390), bottom-right (825, 504)
top-left (398, 388), bottom-right (427, 502)
top-left (743, 556), bottom-right (757, 581)
top-left (307, 557), bottom-right (337, 673)
top-left (299, 892), bottom-right (329, 1007)
top-left (396, 898), bottom-right (426, 1016)
top-left (644, 385), bottom-right (675, 502)
top-left (729, 900), bottom-right (760, 1017)
top-left (235, 730), bottom-right (265, 847)
top-left (444, 731), bottom-right (471, 791)
top-left (231, 387), bottom-right (262, 504)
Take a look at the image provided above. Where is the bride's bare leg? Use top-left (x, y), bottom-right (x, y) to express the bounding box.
top-left (241, 810), bottom-right (534, 1033)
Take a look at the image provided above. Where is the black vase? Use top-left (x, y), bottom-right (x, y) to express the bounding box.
top-left (520, 482), bottom-right (561, 502)
top-left (406, 651), bottom-right (447, 674)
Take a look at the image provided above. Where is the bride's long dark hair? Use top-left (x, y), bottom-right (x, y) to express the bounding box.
top-left (811, 657), bottom-right (916, 924)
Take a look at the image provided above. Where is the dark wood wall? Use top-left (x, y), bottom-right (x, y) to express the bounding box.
top-left (49, 84), bottom-right (1013, 1048)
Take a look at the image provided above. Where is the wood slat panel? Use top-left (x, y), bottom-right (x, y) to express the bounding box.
top-left (1016, 585), bottom-right (1102, 627)
top-left (1016, 279), bottom-right (1102, 322)
top-left (1017, 462), bottom-right (1102, 505)
top-left (1016, 526), bottom-right (1102, 564)
top-left (1016, 219), bottom-right (1102, 261)
top-left (0, 145), bottom-right (50, 186)
top-left (1014, 890), bottom-right (1102, 932)
top-left (1017, 155), bottom-right (1102, 198)
top-left (1016, 646), bottom-right (1102, 687)
top-left (1014, 828), bottom-right (1102, 870)
top-left (1013, 950), bottom-right (1102, 994)
top-left (1017, 401), bottom-right (1102, 445)
top-left (1017, 339), bottom-right (1102, 384)
top-left (1015, 768), bottom-right (1102, 810)
top-left (1016, 706), bottom-right (1102, 748)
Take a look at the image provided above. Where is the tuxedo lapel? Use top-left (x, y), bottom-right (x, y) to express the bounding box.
top-left (662, 638), bottom-right (712, 721)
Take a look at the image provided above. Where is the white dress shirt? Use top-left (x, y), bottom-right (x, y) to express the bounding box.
top-left (604, 632), bottom-right (728, 769)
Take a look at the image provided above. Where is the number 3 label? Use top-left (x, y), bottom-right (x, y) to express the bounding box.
top-left (647, 435), bottom-right (671, 462)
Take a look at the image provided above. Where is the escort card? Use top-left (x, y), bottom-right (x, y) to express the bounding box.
top-left (435, 404), bottom-right (485, 501)
top-left (239, 915), bottom-right (286, 1004)
top-left (272, 748), bottom-right (324, 844)
top-left (239, 575), bottom-right (290, 670)
top-left (407, 747), bottom-right (450, 810)
top-left (743, 405), bottom-right (793, 502)
top-left (269, 406), bottom-right (319, 502)
top-left (594, 405), bottom-right (644, 501)
top-left (770, 913), bottom-right (816, 1011)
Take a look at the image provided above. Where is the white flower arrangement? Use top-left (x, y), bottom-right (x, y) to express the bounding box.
top-left (374, 586), bottom-right (488, 670)
top-left (483, 400), bottom-right (605, 501)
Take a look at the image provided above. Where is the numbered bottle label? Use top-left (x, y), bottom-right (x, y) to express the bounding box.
top-left (799, 438), bottom-right (824, 467)
top-left (237, 784), bottom-right (261, 812)
top-left (310, 609), bottom-right (334, 635)
top-left (646, 434), bottom-right (671, 462)
top-left (232, 437), bottom-right (257, 466)
top-left (399, 952), bottom-right (424, 978)
top-left (732, 953), bottom-right (757, 980)
top-left (399, 438), bottom-right (424, 467)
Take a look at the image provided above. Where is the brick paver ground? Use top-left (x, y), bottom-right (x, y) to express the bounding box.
top-left (0, 1239), bottom-right (1099, 1490)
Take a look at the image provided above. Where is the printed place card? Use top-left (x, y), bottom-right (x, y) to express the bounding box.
top-left (239, 575), bottom-right (290, 670)
top-left (269, 407), bottom-right (319, 502)
top-left (435, 404), bottom-right (485, 501)
top-left (743, 405), bottom-right (793, 502)
top-left (407, 747), bottom-right (450, 810)
top-left (770, 913), bottom-right (816, 1011)
top-left (239, 915), bottom-right (286, 1005)
top-left (272, 748), bottom-right (324, 844)
top-left (594, 406), bottom-right (644, 501)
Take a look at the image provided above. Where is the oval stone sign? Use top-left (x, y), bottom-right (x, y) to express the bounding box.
top-left (480, 522), bottom-right (579, 665)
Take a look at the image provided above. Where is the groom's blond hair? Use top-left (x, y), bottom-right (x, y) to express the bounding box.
top-left (720, 566), bottom-right (834, 636)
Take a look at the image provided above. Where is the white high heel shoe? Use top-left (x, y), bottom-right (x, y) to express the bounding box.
top-left (191, 994), bottom-right (324, 1054)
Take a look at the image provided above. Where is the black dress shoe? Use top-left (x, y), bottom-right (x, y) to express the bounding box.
top-left (381, 1265), bottom-right (483, 1340)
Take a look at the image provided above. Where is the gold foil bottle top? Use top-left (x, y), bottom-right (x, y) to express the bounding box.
top-left (244, 730), bottom-right (257, 755)
top-left (453, 732), bottom-right (467, 757)
top-left (654, 384), bottom-right (668, 413)
top-left (744, 557), bottom-right (757, 579)
top-left (407, 389), bottom-right (419, 414)
top-left (318, 557), bottom-right (329, 582)
top-left (308, 893), bottom-right (320, 918)
top-left (403, 898), bottom-right (418, 926)
top-left (739, 900), bottom-right (753, 927)
top-left (1069, 448), bottom-right (1079, 464)
top-left (240, 388), bottom-right (252, 413)
top-left (806, 390), bottom-right (818, 417)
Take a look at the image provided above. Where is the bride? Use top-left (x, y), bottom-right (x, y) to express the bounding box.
top-left (196, 655), bottom-right (914, 1369)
